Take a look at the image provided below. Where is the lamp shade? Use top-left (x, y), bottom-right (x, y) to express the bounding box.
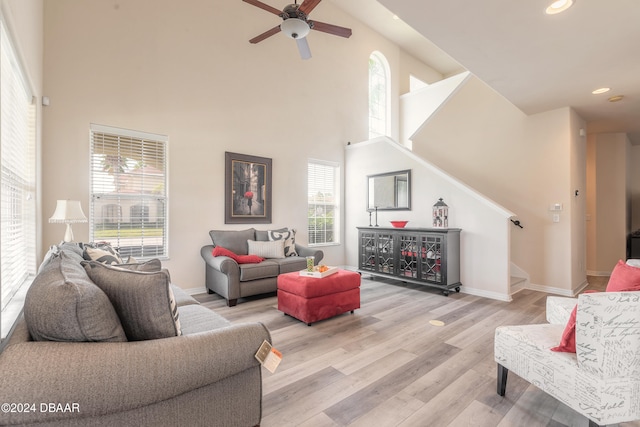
top-left (49, 200), bottom-right (88, 223)
top-left (280, 18), bottom-right (310, 39)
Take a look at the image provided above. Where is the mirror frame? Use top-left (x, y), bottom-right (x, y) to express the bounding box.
top-left (367, 169), bottom-right (411, 211)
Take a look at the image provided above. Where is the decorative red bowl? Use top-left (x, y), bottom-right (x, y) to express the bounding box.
top-left (390, 220), bottom-right (409, 228)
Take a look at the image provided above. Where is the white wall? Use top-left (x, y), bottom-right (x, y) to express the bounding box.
top-left (399, 71), bottom-right (469, 148)
top-left (41, 0), bottom-right (441, 292)
top-left (410, 75), bottom-right (587, 294)
top-left (345, 138), bottom-right (514, 301)
top-left (398, 49), bottom-right (444, 94)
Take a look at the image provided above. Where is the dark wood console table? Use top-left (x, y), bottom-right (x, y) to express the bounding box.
top-left (357, 226), bottom-right (461, 296)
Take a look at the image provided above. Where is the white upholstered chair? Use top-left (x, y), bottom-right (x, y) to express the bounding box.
top-left (494, 292), bottom-right (640, 427)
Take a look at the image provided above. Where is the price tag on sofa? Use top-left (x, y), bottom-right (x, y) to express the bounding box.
top-left (255, 340), bottom-right (282, 373)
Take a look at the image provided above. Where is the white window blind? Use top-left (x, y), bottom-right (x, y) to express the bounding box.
top-left (308, 160), bottom-right (339, 246)
top-left (89, 124), bottom-right (168, 259)
top-left (368, 52), bottom-right (389, 139)
top-left (0, 17), bottom-right (36, 341)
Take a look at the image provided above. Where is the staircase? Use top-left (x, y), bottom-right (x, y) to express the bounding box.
top-left (510, 262), bottom-right (529, 295)
top-left (510, 276), bottom-right (527, 294)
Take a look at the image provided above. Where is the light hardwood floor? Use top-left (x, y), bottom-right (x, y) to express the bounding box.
top-left (195, 276), bottom-right (640, 427)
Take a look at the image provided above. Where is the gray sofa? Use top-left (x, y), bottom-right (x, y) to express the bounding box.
top-left (0, 244), bottom-right (270, 426)
top-left (201, 228), bottom-right (323, 306)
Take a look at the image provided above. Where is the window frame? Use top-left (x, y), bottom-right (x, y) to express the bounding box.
top-left (0, 13), bottom-right (37, 343)
top-left (368, 51), bottom-right (391, 139)
top-left (89, 124), bottom-right (169, 260)
top-left (307, 159), bottom-right (340, 247)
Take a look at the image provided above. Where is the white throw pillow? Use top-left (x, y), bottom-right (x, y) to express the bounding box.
top-left (247, 239), bottom-right (285, 259)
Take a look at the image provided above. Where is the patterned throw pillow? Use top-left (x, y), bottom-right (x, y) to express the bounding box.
top-left (82, 242), bottom-right (124, 265)
top-left (268, 228), bottom-right (298, 257)
top-left (247, 239), bottom-right (285, 259)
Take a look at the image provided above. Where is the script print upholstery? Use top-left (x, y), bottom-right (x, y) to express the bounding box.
top-left (495, 291), bottom-right (640, 426)
top-left (545, 296), bottom-right (576, 325)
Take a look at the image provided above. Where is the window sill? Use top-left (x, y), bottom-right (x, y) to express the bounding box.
top-left (308, 242), bottom-right (341, 248)
top-left (1, 276), bottom-right (32, 343)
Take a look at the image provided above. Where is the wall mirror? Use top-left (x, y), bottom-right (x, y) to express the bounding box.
top-left (367, 170), bottom-right (411, 211)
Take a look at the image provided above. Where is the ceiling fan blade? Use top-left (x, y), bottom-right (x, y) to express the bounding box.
top-left (310, 20), bottom-right (352, 38)
top-left (242, 0), bottom-right (282, 16)
top-left (296, 37), bottom-right (312, 60)
top-left (298, 0), bottom-right (322, 15)
top-left (249, 25), bottom-right (281, 44)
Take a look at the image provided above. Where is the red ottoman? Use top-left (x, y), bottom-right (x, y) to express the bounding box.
top-left (277, 270), bottom-right (361, 325)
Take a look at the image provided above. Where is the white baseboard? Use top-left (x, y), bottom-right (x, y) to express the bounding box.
top-left (356, 268), bottom-right (512, 302)
top-left (510, 281), bottom-right (527, 295)
top-left (182, 286), bottom-right (206, 296)
top-left (574, 279), bottom-right (590, 294)
top-left (586, 270), bottom-right (611, 277)
top-left (524, 281), bottom-right (589, 297)
top-left (459, 286), bottom-right (512, 302)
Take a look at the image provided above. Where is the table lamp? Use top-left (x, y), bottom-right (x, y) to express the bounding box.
top-left (48, 200), bottom-right (88, 242)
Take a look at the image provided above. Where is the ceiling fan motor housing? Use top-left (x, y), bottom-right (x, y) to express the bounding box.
top-left (281, 4), bottom-right (311, 39)
top-left (283, 3), bottom-right (304, 18)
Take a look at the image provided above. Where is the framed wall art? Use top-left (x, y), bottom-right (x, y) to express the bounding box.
top-left (225, 152), bottom-right (272, 224)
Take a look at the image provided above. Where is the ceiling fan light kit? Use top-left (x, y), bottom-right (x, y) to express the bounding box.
top-left (243, 0), bottom-right (352, 59)
top-left (281, 18), bottom-right (310, 39)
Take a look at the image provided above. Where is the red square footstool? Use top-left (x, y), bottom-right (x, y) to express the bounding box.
top-left (277, 270), bottom-right (361, 325)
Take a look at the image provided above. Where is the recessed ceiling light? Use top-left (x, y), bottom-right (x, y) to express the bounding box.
top-left (592, 87), bottom-right (610, 94)
top-left (608, 95), bottom-right (624, 102)
top-left (392, 14), bottom-right (400, 20)
top-left (545, 0), bottom-right (574, 15)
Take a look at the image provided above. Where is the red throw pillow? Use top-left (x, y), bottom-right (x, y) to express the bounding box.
top-left (236, 254), bottom-right (265, 264)
top-left (212, 246), bottom-right (238, 261)
top-left (551, 290), bottom-right (599, 353)
top-left (551, 304), bottom-right (578, 352)
top-left (211, 247), bottom-right (263, 264)
top-left (606, 260), bottom-right (640, 292)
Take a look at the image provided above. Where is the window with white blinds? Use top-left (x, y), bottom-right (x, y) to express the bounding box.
top-left (89, 124), bottom-right (168, 259)
top-left (307, 160), bottom-right (340, 246)
top-left (0, 17), bottom-right (36, 341)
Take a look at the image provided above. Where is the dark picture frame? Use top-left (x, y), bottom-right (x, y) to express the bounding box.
top-left (225, 152), bottom-right (272, 224)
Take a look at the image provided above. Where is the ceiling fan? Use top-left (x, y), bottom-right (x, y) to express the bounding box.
top-left (243, 0), bottom-right (352, 60)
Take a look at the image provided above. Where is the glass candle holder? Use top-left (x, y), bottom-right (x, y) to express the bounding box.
top-left (306, 256), bottom-right (314, 272)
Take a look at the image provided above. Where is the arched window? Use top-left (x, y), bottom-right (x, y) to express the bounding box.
top-left (368, 51), bottom-right (390, 139)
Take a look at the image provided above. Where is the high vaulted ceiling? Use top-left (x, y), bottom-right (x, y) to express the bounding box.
top-left (331, 0), bottom-right (640, 144)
